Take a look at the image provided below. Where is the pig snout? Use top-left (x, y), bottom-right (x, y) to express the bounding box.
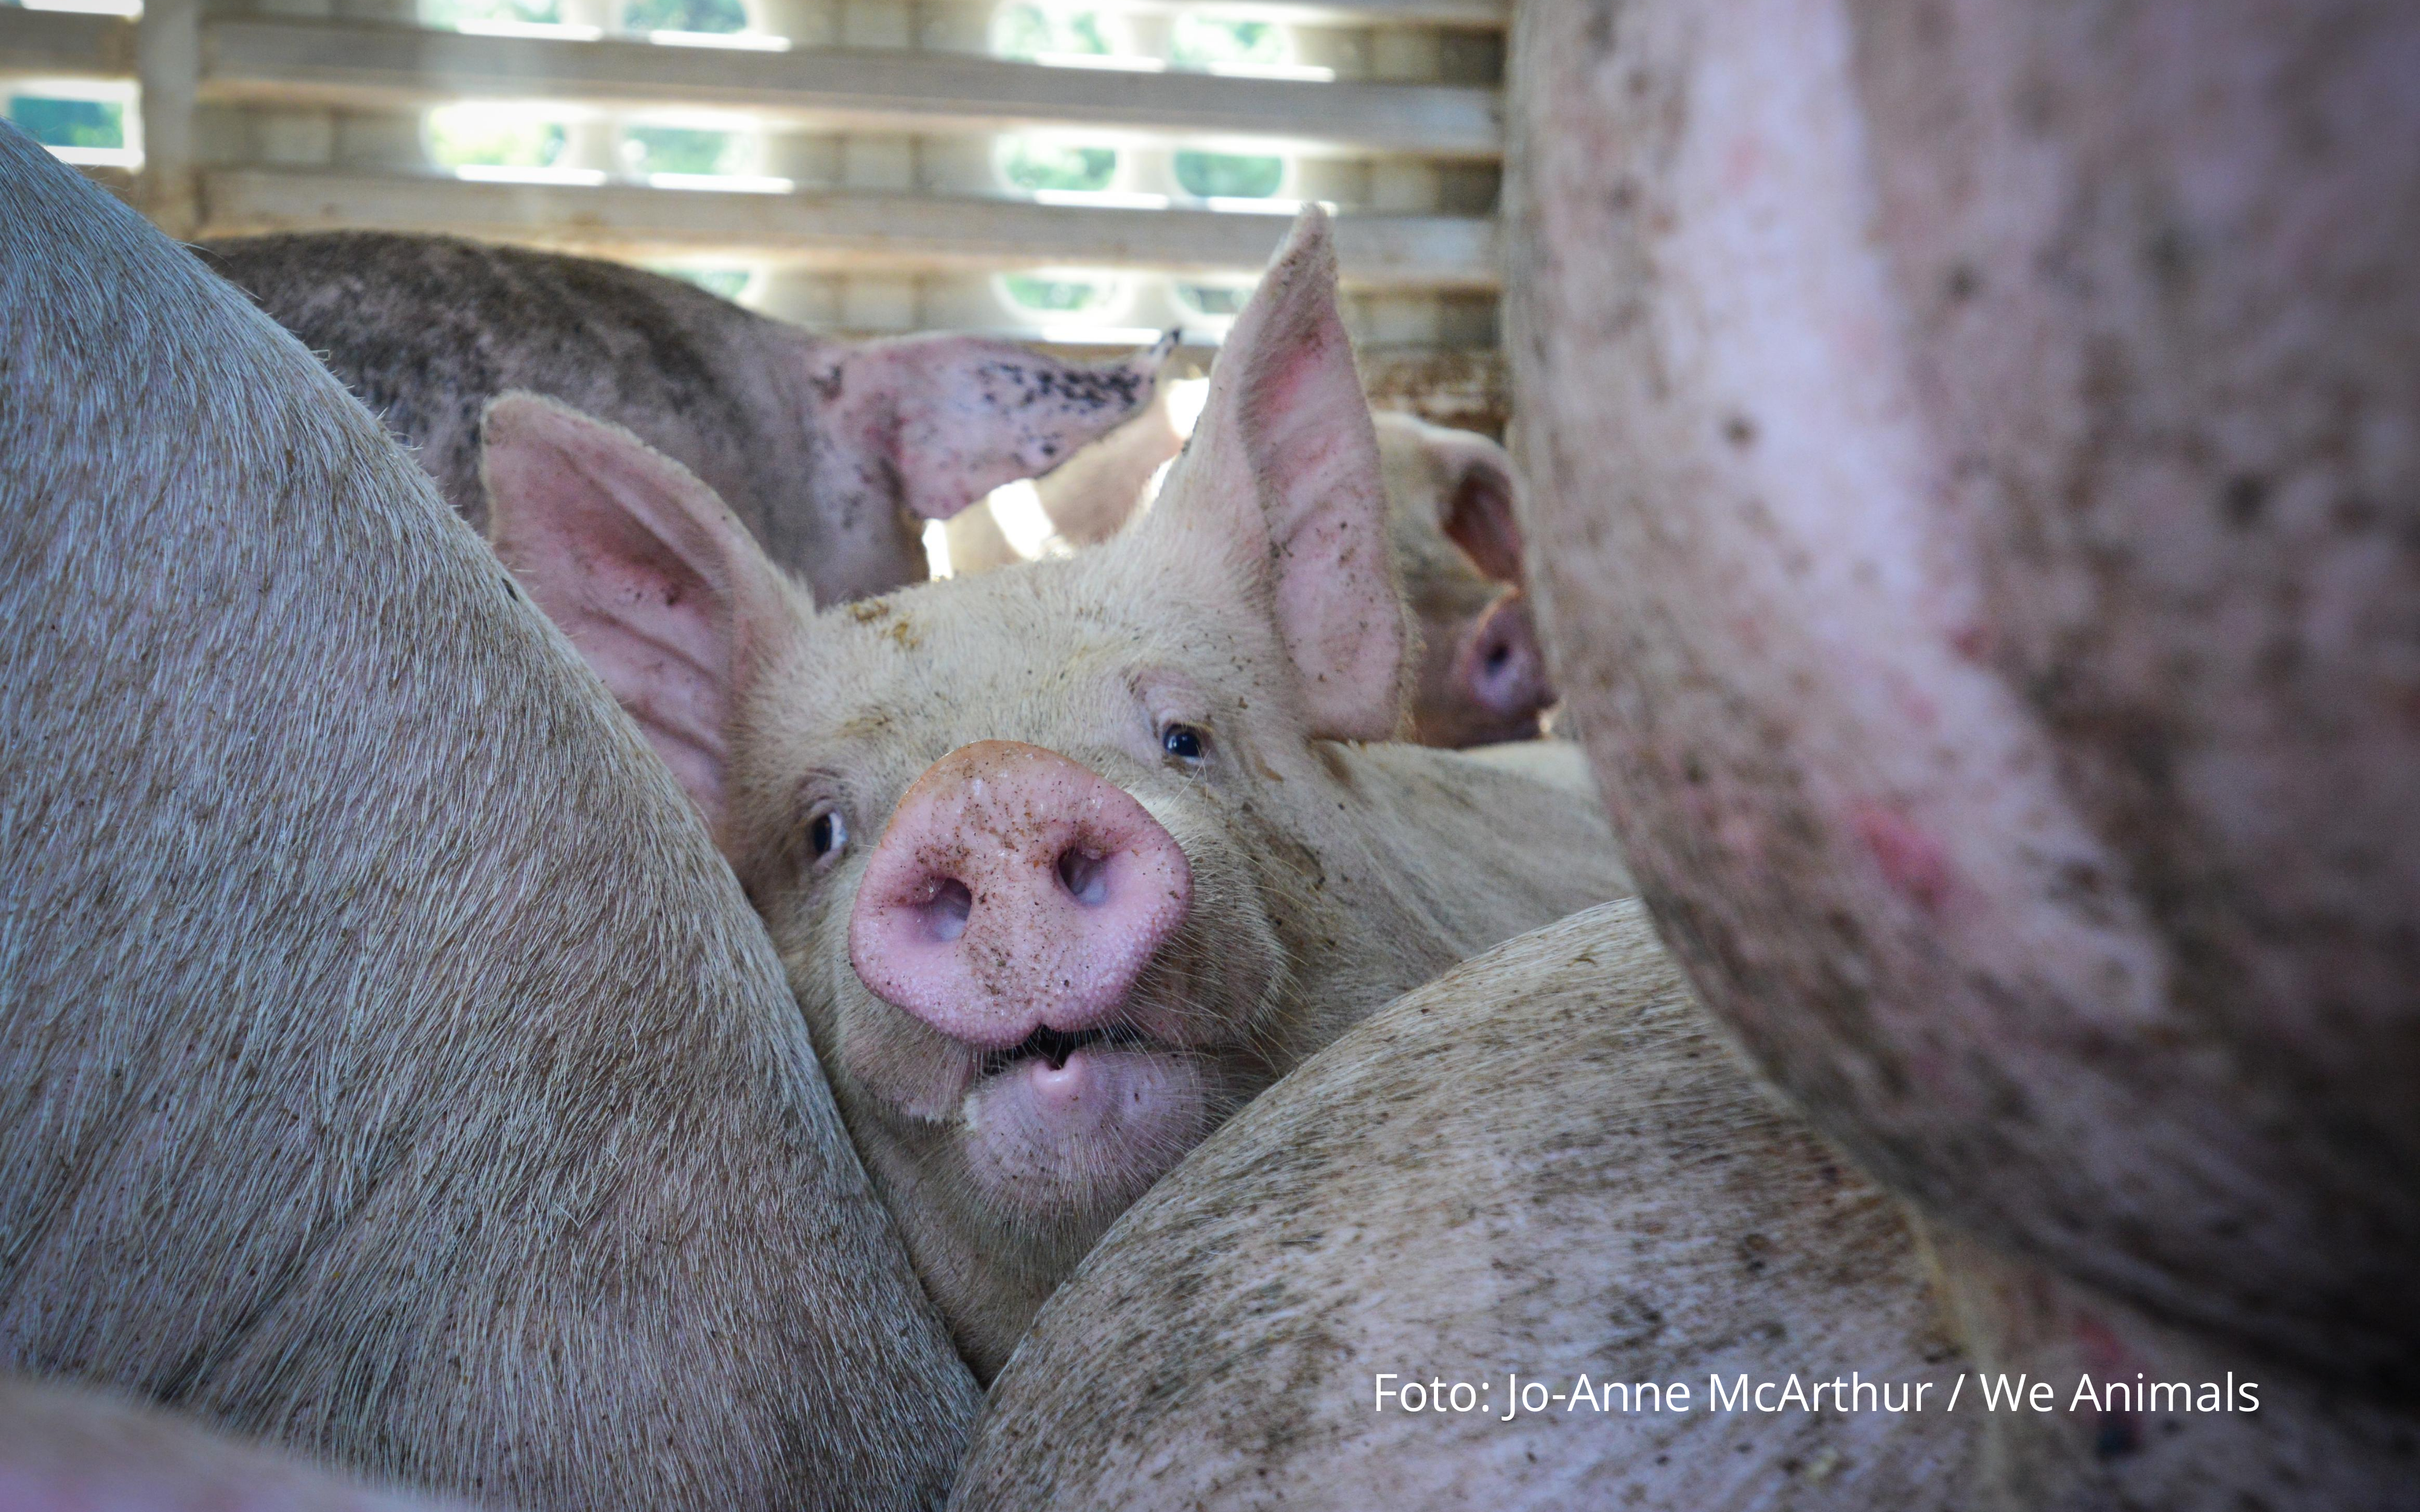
top-left (848, 740), bottom-right (1192, 1051)
top-left (1459, 591), bottom-right (1553, 722)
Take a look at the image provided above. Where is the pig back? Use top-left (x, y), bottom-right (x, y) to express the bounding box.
top-left (195, 232), bottom-right (868, 595)
top-left (0, 131), bottom-right (975, 1507)
top-left (958, 902), bottom-right (1974, 1510)
top-left (1505, 0), bottom-right (2420, 1392)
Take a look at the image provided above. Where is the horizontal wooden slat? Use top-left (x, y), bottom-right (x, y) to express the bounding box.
top-left (0, 9), bottom-right (134, 82)
top-left (193, 19), bottom-right (1498, 158)
top-left (199, 167), bottom-right (1497, 287)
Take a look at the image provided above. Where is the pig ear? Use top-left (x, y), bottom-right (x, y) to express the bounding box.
top-left (1154, 206), bottom-right (1405, 741)
top-left (811, 328), bottom-right (1175, 523)
top-left (480, 393), bottom-right (796, 848)
top-left (1427, 431), bottom-right (1525, 582)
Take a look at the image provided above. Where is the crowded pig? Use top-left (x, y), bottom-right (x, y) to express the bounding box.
top-left (483, 206), bottom-right (1630, 1375)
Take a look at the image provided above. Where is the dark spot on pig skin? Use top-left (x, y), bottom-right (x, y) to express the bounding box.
top-left (1583, 0), bottom-right (1618, 57)
top-left (2220, 473), bottom-right (2270, 530)
top-left (2142, 224), bottom-right (2194, 295)
top-left (1722, 414), bottom-right (1758, 448)
top-left (979, 359), bottom-right (1145, 418)
top-left (2333, 495), bottom-right (2379, 533)
top-left (2093, 1410), bottom-right (2142, 1461)
top-left (1943, 262), bottom-right (1981, 302)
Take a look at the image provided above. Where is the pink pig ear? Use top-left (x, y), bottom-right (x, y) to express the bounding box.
top-left (811, 329), bottom-right (1175, 524)
top-left (1426, 429), bottom-right (1525, 582)
top-left (480, 392), bottom-right (796, 848)
top-left (1153, 206), bottom-right (1406, 742)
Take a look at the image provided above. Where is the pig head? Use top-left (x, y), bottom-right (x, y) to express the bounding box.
top-left (1507, 0), bottom-right (2420, 1399)
top-left (483, 206), bottom-right (1628, 1377)
top-left (200, 232), bottom-right (1164, 604)
top-left (1375, 413), bottom-right (1557, 747)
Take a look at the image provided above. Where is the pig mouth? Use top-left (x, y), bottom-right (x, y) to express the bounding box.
top-left (980, 1022), bottom-right (1154, 1077)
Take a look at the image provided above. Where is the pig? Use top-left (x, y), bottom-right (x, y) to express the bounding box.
top-left (197, 230), bottom-right (1163, 605)
top-left (0, 1378), bottom-right (468, 1512)
top-left (957, 902), bottom-right (1983, 1510)
top-left (0, 123), bottom-right (976, 1508)
top-left (1503, 0), bottom-right (2420, 1499)
top-left (1373, 412), bottom-right (1557, 747)
top-left (479, 205), bottom-right (1633, 1378)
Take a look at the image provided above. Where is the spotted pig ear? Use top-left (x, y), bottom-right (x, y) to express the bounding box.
top-left (808, 330), bottom-right (1175, 524)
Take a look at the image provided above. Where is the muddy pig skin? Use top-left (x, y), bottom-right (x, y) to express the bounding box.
top-left (1505, 0), bottom-right (2420, 1502)
top-left (200, 230), bottom-right (1162, 604)
top-left (482, 206), bottom-right (1632, 1378)
top-left (0, 1378), bottom-right (471, 1512)
top-left (957, 902), bottom-right (1978, 1510)
top-left (0, 125), bottom-right (975, 1508)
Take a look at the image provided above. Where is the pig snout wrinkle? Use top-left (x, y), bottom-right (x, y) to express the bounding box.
top-left (848, 740), bottom-right (1192, 1051)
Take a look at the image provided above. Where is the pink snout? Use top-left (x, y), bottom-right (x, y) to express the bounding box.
top-left (1458, 590), bottom-right (1554, 720)
top-left (848, 740), bottom-right (1192, 1051)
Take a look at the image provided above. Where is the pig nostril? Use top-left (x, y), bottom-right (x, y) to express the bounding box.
top-left (1484, 640), bottom-right (1512, 674)
top-left (923, 878), bottom-right (973, 943)
top-left (1057, 847), bottom-right (1111, 907)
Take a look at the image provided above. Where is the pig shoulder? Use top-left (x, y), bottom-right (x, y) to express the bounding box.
top-left (959, 901), bottom-right (1972, 1509)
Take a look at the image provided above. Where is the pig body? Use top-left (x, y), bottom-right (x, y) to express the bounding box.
top-left (1, 126), bottom-right (975, 1507)
top-left (1508, 0), bottom-right (2419, 1387)
top-left (483, 210), bottom-right (1630, 1377)
top-left (200, 231), bottom-right (1159, 604)
top-left (965, 905), bottom-right (2418, 1511)
top-left (1505, 0), bottom-right (2420, 1499)
top-left (958, 902), bottom-right (1978, 1509)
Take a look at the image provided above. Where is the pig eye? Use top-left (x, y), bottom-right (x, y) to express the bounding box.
top-left (806, 808), bottom-right (849, 864)
top-left (1159, 723), bottom-right (1209, 764)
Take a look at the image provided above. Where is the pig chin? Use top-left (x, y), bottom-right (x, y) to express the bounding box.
top-left (958, 1048), bottom-right (1213, 1223)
